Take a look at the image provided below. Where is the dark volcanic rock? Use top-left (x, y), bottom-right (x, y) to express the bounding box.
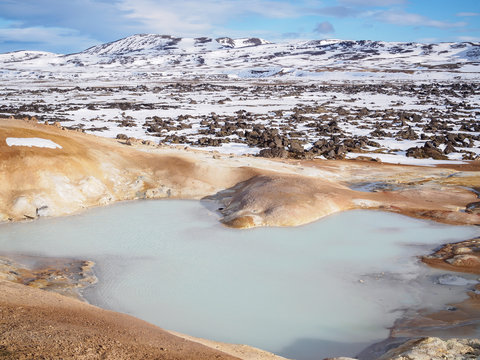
top-left (444, 143), bottom-right (456, 154)
top-left (396, 127), bottom-right (418, 140)
top-left (406, 144), bottom-right (448, 160)
top-left (258, 147), bottom-right (288, 158)
top-left (289, 140), bottom-right (304, 154)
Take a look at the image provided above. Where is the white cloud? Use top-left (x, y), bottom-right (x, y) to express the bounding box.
top-left (339, 0), bottom-right (405, 6)
top-left (118, 0), bottom-right (320, 36)
top-left (456, 12), bottom-right (480, 17)
top-left (372, 10), bottom-right (467, 29)
top-left (0, 26), bottom-right (98, 53)
top-left (417, 37), bottom-right (438, 43)
top-left (314, 6), bottom-right (359, 18)
top-left (120, 1), bottom-right (211, 34)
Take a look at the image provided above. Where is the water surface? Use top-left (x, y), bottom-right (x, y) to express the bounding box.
top-left (0, 200), bottom-right (478, 359)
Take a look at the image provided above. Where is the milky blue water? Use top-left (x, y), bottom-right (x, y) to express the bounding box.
top-left (0, 200), bottom-right (478, 359)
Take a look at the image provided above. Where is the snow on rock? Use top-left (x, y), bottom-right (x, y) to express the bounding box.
top-left (346, 153), bottom-right (467, 167)
top-left (215, 37), bottom-right (271, 48)
top-left (6, 138), bottom-right (62, 149)
top-left (0, 50), bottom-right (58, 63)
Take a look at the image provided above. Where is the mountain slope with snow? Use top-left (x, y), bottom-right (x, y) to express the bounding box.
top-left (0, 34), bottom-right (478, 83)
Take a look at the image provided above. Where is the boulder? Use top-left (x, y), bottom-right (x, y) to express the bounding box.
top-left (258, 148), bottom-right (288, 158)
top-left (406, 145), bottom-right (448, 160)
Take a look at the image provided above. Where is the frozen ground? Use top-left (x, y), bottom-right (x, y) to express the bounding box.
top-left (0, 34), bottom-right (479, 164)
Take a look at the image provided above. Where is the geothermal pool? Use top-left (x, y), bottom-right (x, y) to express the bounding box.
top-left (0, 200), bottom-right (478, 359)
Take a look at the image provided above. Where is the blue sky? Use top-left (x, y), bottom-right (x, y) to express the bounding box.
top-left (0, 0), bottom-right (478, 53)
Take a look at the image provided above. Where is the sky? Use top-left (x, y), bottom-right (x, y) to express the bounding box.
top-left (0, 0), bottom-right (478, 53)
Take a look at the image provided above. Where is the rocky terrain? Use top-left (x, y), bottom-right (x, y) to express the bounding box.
top-left (2, 81), bottom-right (479, 163)
top-left (0, 35), bottom-right (479, 165)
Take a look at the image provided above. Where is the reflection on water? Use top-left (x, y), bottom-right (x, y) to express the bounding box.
top-left (0, 200), bottom-right (478, 359)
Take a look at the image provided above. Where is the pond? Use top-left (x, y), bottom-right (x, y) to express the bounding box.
top-left (0, 200), bottom-right (478, 359)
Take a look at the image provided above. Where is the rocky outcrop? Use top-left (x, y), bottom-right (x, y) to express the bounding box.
top-left (406, 142), bottom-right (448, 160)
top-left (422, 238), bottom-right (480, 274)
top-left (378, 337), bottom-right (480, 360)
top-left (328, 337), bottom-right (480, 360)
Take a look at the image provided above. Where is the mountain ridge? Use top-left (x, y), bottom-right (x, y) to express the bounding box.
top-left (0, 33), bottom-right (478, 81)
top-left (80, 34), bottom-right (272, 56)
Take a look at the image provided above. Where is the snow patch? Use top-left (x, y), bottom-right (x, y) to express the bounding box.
top-left (346, 152), bottom-right (466, 166)
top-left (6, 137), bottom-right (62, 149)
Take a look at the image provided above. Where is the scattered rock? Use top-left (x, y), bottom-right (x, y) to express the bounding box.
top-left (258, 148), bottom-right (288, 158)
top-left (406, 144), bottom-right (448, 160)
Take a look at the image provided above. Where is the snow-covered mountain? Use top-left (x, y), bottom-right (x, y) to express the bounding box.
top-left (0, 34), bottom-right (479, 82)
top-left (80, 34), bottom-right (271, 56)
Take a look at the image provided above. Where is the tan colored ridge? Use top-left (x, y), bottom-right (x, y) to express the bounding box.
top-left (0, 118), bottom-right (478, 228)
